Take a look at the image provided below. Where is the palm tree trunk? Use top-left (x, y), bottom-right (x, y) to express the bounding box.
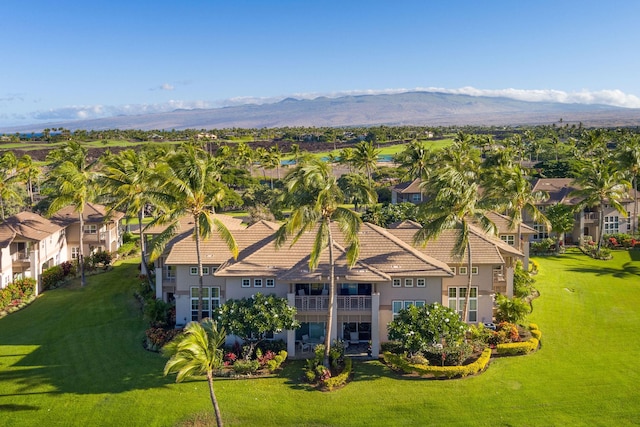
top-left (597, 203), bottom-right (605, 254)
top-left (79, 212), bottom-right (86, 287)
top-left (138, 208), bottom-right (150, 283)
top-left (324, 225), bottom-right (335, 369)
top-left (634, 176), bottom-right (638, 235)
top-left (195, 220), bottom-right (204, 321)
top-left (207, 372), bottom-right (224, 427)
top-left (463, 240), bottom-right (472, 323)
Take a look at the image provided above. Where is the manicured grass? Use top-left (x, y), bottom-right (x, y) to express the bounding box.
top-left (1, 250), bottom-right (640, 426)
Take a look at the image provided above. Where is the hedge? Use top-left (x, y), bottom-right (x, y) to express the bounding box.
top-left (383, 348), bottom-right (492, 379)
top-left (496, 324), bottom-right (541, 355)
top-left (322, 357), bottom-right (353, 391)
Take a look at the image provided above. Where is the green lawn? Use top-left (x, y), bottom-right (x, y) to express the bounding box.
top-left (1, 249), bottom-right (640, 426)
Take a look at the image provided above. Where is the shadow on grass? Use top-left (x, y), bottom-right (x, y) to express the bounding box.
top-left (0, 403), bottom-right (40, 412)
top-left (567, 261), bottom-right (640, 279)
top-left (0, 260), bottom-right (175, 399)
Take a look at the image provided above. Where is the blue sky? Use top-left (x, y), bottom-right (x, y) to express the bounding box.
top-left (2, 0), bottom-right (640, 128)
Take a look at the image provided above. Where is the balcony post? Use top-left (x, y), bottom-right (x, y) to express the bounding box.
top-left (371, 293), bottom-right (380, 357)
top-left (287, 292), bottom-right (296, 356)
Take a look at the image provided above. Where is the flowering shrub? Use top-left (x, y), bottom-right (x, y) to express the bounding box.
top-left (0, 278), bottom-right (37, 312)
top-left (145, 327), bottom-right (180, 352)
top-left (387, 302), bottom-right (467, 355)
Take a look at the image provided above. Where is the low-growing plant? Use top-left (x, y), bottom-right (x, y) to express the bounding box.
top-left (232, 359), bottom-right (260, 375)
top-left (495, 294), bottom-right (530, 324)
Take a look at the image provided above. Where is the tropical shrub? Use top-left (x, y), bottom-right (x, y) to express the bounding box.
top-left (531, 238), bottom-right (555, 254)
top-left (496, 337), bottom-right (539, 355)
top-left (323, 357), bottom-right (352, 391)
top-left (303, 341), bottom-right (348, 387)
top-left (383, 348), bottom-right (492, 379)
top-left (232, 359), bottom-right (260, 375)
top-left (0, 278), bottom-right (37, 312)
top-left (145, 327), bottom-right (180, 351)
top-left (513, 260), bottom-right (535, 298)
top-left (495, 294), bottom-right (530, 324)
top-left (387, 303), bottom-right (467, 355)
top-left (144, 298), bottom-right (172, 327)
top-left (41, 265), bottom-right (67, 290)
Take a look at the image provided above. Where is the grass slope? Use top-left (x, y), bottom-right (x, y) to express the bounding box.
top-left (1, 250), bottom-right (640, 426)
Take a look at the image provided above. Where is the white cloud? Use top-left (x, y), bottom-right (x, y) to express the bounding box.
top-left (213, 87), bottom-right (640, 109)
top-left (6, 86), bottom-right (640, 128)
top-left (161, 83), bottom-right (174, 91)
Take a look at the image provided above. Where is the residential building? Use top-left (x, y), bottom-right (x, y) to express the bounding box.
top-left (0, 203), bottom-right (124, 294)
top-left (390, 178), bottom-right (423, 204)
top-left (529, 178), bottom-right (639, 244)
top-left (151, 214), bottom-right (526, 358)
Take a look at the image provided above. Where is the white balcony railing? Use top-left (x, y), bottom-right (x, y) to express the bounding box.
top-left (294, 295), bottom-right (372, 312)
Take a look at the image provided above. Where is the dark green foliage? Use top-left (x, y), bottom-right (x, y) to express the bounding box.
top-left (495, 294), bottom-right (530, 324)
top-left (361, 202), bottom-right (418, 227)
top-left (513, 261), bottom-right (535, 298)
top-left (387, 303), bottom-right (467, 355)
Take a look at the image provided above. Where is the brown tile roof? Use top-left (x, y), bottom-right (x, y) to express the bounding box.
top-left (0, 211), bottom-right (64, 244)
top-left (215, 221), bottom-right (453, 280)
top-left (392, 178), bottom-right (422, 194)
top-left (51, 202), bottom-right (125, 225)
top-left (531, 178), bottom-right (581, 205)
top-left (486, 211), bottom-right (536, 235)
top-left (388, 220), bottom-right (523, 264)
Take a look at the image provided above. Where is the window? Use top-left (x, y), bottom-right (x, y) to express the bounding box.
top-left (71, 247), bottom-right (80, 259)
top-left (210, 266), bottom-right (217, 275)
top-left (165, 265), bottom-right (176, 279)
top-left (417, 278), bottom-right (426, 287)
top-left (411, 193), bottom-right (421, 202)
top-left (266, 278), bottom-right (275, 287)
top-left (190, 266), bottom-right (209, 275)
top-left (471, 266), bottom-right (479, 275)
top-left (450, 267), bottom-right (456, 275)
top-left (242, 278), bottom-right (251, 288)
top-left (604, 216), bottom-right (619, 233)
top-left (500, 235), bottom-right (515, 246)
top-left (254, 278), bottom-right (263, 287)
top-left (448, 287), bottom-right (478, 322)
top-left (190, 286), bottom-right (220, 321)
top-left (84, 224), bottom-right (97, 234)
top-left (628, 212), bottom-right (632, 231)
top-left (392, 279), bottom-right (401, 287)
top-left (404, 278), bottom-right (413, 287)
top-left (533, 222), bottom-right (548, 240)
top-left (458, 267), bottom-right (467, 275)
top-left (392, 300), bottom-right (426, 318)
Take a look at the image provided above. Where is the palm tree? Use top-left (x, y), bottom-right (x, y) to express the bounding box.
top-left (571, 159), bottom-right (630, 254)
top-left (163, 319), bottom-right (226, 427)
top-left (275, 158), bottom-right (375, 367)
top-left (16, 155), bottom-right (40, 207)
top-left (545, 203), bottom-right (575, 252)
top-left (337, 173), bottom-right (377, 212)
top-left (46, 141), bottom-right (96, 287)
top-left (414, 134), bottom-right (496, 322)
top-left (99, 149), bottom-right (156, 280)
top-left (148, 145), bottom-right (238, 321)
top-left (352, 140), bottom-right (380, 187)
top-left (394, 139), bottom-right (433, 180)
top-left (483, 163), bottom-right (549, 251)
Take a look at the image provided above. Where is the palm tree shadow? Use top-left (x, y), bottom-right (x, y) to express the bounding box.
top-left (567, 261), bottom-right (640, 279)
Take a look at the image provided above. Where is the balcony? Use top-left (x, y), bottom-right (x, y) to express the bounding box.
top-left (294, 295), bottom-right (372, 312)
top-left (492, 270), bottom-right (506, 294)
top-left (11, 252), bottom-right (32, 263)
top-left (583, 212), bottom-right (599, 222)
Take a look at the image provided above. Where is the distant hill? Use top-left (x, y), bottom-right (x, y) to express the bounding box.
top-left (3, 91), bottom-right (640, 132)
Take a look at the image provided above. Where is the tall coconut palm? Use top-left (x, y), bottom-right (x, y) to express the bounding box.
top-left (352, 140), bottom-right (380, 187)
top-left (571, 159), bottom-right (630, 254)
top-left (16, 154), bottom-right (40, 207)
top-left (148, 145), bottom-right (238, 321)
top-left (394, 139), bottom-right (434, 181)
top-left (163, 318), bottom-right (226, 427)
top-left (275, 157), bottom-right (375, 367)
top-left (46, 141), bottom-right (96, 287)
top-left (483, 162), bottom-right (549, 251)
top-left (414, 135), bottom-right (496, 322)
top-left (99, 148), bottom-right (157, 280)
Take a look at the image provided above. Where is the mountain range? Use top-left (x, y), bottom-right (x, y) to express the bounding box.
top-left (4, 91), bottom-right (640, 132)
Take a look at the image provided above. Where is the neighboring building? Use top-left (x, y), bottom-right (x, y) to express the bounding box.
top-left (529, 178), bottom-right (639, 244)
top-left (0, 203), bottom-right (124, 294)
top-left (390, 178), bottom-right (423, 204)
top-left (51, 202), bottom-right (125, 261)
top-left (0, 212), bottom-right (67, 293)
top-left (150, 214), bottom-right (526, 358)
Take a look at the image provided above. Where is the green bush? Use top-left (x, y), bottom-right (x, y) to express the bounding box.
top-left (232, 359), bottom-right (260, 375)
top-left (383, 348), bottom-right (492, 379)
top-left (118, 241), bottom-right (138, 256)
top-left (496, 337), bottom-right (539, 355)
top-left (41, 265), bottom-right (65, 290)
top-left (380, 341), bottom-right (404, 354)
top-left (495, 294), bottom-right (530, 324)
top-left (323, 357), bottom-right (353, 391)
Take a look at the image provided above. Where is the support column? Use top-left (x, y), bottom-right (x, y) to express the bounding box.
top-left (287, 292), bottom-right (297, 357)
top-left (371, 292), bottom-right (380, 358)
top-left (155, 267), bottom-right (163, 300)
